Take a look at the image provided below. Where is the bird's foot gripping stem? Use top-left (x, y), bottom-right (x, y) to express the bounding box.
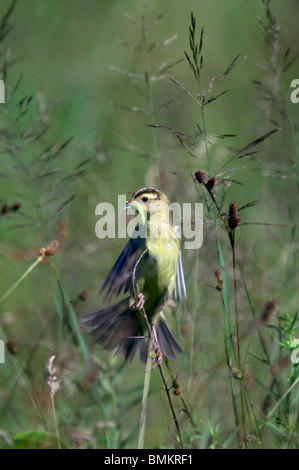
top-left (131, 293), bottom-right (145, 311)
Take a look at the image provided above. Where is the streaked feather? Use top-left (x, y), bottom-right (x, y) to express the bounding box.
top-left (174, 250), bottom-right (187, 301)
top-left (82, 297), bottom-right (144, 362)
top-left (100, 233), bottom-right (146, 299)
top-left (156, 319), bottom-right (183, 358)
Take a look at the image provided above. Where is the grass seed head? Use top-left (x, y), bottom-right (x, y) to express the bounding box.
top-left (260, 300), bottom-right (277, 324)
top-left (228, 203), bottom-right (240, 230)
top-left (1, 203), bottom-right (9, 215)
top-left (206, 177), bottom-right (216, 191)
top-left (195, 170), bottom-right (206, 184)
top-left (11, 202), bottom-right (22, 211)
top-left (6, 339), bottom-right (19, 355)
top-left (47, 355), bottom-right (60, 396)
top-left (44, 240), bottom-right (59, 256)
top-left (78, 290), bottom-right (89, 301)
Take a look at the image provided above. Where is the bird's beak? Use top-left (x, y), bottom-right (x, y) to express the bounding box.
top-left (125, 197), bottom-right (135, 209)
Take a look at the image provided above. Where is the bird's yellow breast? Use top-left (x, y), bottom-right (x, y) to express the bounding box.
top-left (136, 213), bottom-right (179, 314)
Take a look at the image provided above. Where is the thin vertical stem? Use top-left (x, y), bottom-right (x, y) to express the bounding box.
top-left (132, 249), bottom-right (184, 448)
top-left (138, 338), bottom-right (154, 449)
top-left (0, 252), bottom-right (46, 305)
top-left (50, 393), bottom-right (61, 449)
top-left (201, 107), bottom-right (210, 174)
top-left (141, 308), bottom-right (184, 448)
top-left (141, 10), bottom-right (161, 187)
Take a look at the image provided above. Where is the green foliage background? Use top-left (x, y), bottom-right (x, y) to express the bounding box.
top-left (0, 0), bottom-right (298, 449)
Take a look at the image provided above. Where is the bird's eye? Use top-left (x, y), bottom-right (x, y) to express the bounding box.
top-left (142, 196), bottom-right (148, 202)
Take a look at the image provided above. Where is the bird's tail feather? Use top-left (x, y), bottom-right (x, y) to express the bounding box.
top-left (156, 319), bottom-right (183, 359)
top-left (82, 299), bottom-right (183, 363)
top-left (82, 297), bottom-right (144, 363)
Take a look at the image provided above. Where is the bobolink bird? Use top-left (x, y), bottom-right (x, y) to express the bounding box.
top-left (83, 187), bottom-right (185, 363)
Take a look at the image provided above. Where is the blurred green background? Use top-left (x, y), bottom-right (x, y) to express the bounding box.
top-left (0, 0), bottom-right (298, 449)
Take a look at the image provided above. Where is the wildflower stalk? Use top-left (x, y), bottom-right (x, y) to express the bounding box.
top-left (141, 9), bottom-right (161, 188)
top-left (141, 307), bottom-right (185, 448)
top-left (188, 9), bottom-right (248, 442)
top-left (196, 173), bottom-right (251, 445)
top-left (0, 253), bottom-right (45, 306)
top-left (215, 235), bottom-right (239, 432)
top-left (0, 241), bottom-right (59, 306)
top-left (50, 392), bottom-right (60, 449)
top-left (133, 249), bottom-right (184, 449)
top-left (0, 324), bottom-right (47, 428)
top-left (138, 339), bottom-right (154, 449)
top-left (201, 105), bottom-right (211, 175)
top-left (47, 355), bottom-right (61, 449)
top-left (48, 259), bottom-right (89, 365)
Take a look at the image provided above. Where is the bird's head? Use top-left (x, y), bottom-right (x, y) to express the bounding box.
top-left (126, 187), bottom-right (170, 223)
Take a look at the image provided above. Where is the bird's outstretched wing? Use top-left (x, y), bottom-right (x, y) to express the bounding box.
top-left (100, 234), bottom-right (146, 300)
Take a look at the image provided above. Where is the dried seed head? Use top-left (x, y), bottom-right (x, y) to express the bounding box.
top-left (244, 300), bottom-right (277, 338)
top-left (195, 170), bottom-right (206, 184)
top-left (260, 300), bottom-right (277, 324)
top-left (47, 355), bottom-right (60, 396)
top-left (78, 290), bottom-right (89, 302)
top-left (1, 204), bottom-right (9, 215)
top-left (242, 434), bottom-right (262, 447)
top-left (11, 202), bottom-right (22, 211)
top-left (172, 378), bottom-right (179, 390)
top-left (214, 269), bottom-right (223, 291)
top-left (214, 269), bottom-right (223, 284)
top-left (6, 339), bottom-right (19, 355)
top-left (228, 203), bottom-right (240, 230)
top-left (44, 240), bottom-right (59, 256)
top-left (181, 324), bottom-right (190, 336)
top-left (58, 221), bottom-right (68, 241)
top-left (229, 203), bottom-right (238, 217)
top-left (192, 440), bottom-right (199, 448)
top-left (206, 177), bottom-right (216, 191)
